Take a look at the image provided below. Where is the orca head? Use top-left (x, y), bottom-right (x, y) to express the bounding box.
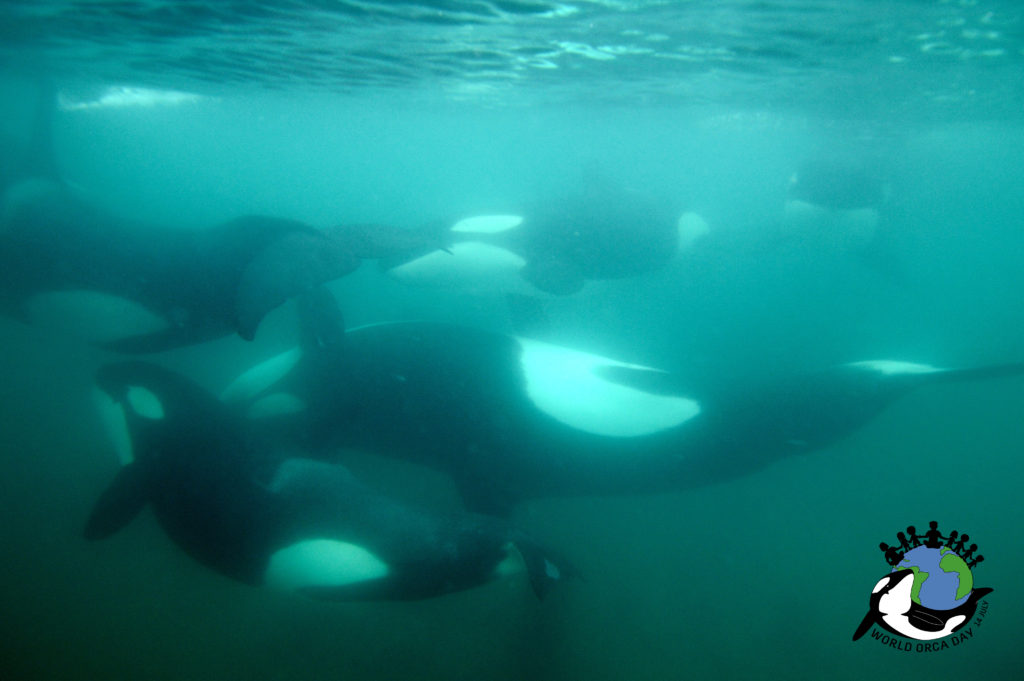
top-left (86, 362), bottom-right (231, 542)
top-left (383, 214), bottom-right (543, 295)
top-left (788, 158), bottom-right (884, 211)
top-left (96, 362), bottom-right (183, 421)
top-left (853, 570), bottom-right (914, 640)
top-left (93, 362), bottom-right (225, 463)
top-left (875, 569), bottom-right (916, 617)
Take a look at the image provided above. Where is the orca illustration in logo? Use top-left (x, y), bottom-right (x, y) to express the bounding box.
top-left (854, 522), bottom-right (993, 645)
top-left (853, 570), bottom-right (992, 642)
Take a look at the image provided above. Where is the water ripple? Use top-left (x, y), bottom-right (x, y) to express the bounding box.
top-left (0, 0), bottom-right (1020, 117)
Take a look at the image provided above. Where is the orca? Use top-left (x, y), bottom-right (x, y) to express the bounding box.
top-left (86, 361), bottom-right (571, 600)
top-left (0, 83), bottom-right (360, 352)
top-left (382, 187), bottom-right (707, 297)
top-left (852, 569), bottom-right (992, 641)
top-left (783, 157), bottom-right (887, 251)
top-left (222, 295), bottom-right (1024, 515)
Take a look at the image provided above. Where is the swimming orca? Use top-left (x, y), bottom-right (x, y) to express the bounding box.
top-left (222, 299), bottom-right (1024, 515)
top-left (789, 157), bottom-right (886, 212)
top-left (852, 569), bottom-right (992, 641)
top-left (0, 83), bottom-right (360, 352)
top-left (86, 361), bottom-right (571, 600)
top-left (782, 157), bottom-right (887, 251)
top-left (382, 188), bottom-right (707, 297)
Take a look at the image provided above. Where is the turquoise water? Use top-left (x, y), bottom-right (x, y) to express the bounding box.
top-left (2, 2), bottom-right (1023, 679)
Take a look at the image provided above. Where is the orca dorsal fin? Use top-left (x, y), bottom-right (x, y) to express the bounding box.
top-left (83, 462), bottom-right (151, 540)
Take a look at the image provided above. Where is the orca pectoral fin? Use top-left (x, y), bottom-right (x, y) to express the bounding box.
top-left (84, 462), bottom-right (150, 540)
top-left (235, 232), bottom-right (359, 341)
top-left (852, 611), bottom-right (876, 641)
top-left (907, 607), bottom-right (945, 632)
top-left (512, 533), bottom-right (580, 600)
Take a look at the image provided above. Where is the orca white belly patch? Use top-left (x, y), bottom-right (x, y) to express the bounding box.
top-left (25, 290), bottom-right (169, 344)
top-left (220, 347), bottom-right (303, 404)
top-left (451, 214), bottom-right (524, 234)
top-left (91, 387), bottom-right (134, 465)
top-left (847, 360), bottom-right (944, 376)
top-left (386, 241), bottom-right (530, 293)
top-left (517, 338), bottom-right (700, 438)
top-left (126, 385), bottom-right (165, 420)
top-left (264, 539), bottom-right (389, 591)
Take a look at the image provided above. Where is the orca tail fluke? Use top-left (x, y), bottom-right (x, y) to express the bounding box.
top-left (969, 586), bottom-right (994, 602)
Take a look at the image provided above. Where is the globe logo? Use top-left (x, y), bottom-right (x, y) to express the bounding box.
top-left (893, 545), bottom-right (972, 611)
top-left (853, 521), bottom-right (992, 648)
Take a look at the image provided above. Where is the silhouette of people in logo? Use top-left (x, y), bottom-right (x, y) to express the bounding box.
top-left (905, 526), bottom-right (922, 548)
top-left (922, 521), bottom-right (944, 548)
top-left (951, 533), bottom-right (970, 555)
top-left (880, 542), bottom-right (904, 566)
top-left (881, 523), bottom-right (983, 569)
